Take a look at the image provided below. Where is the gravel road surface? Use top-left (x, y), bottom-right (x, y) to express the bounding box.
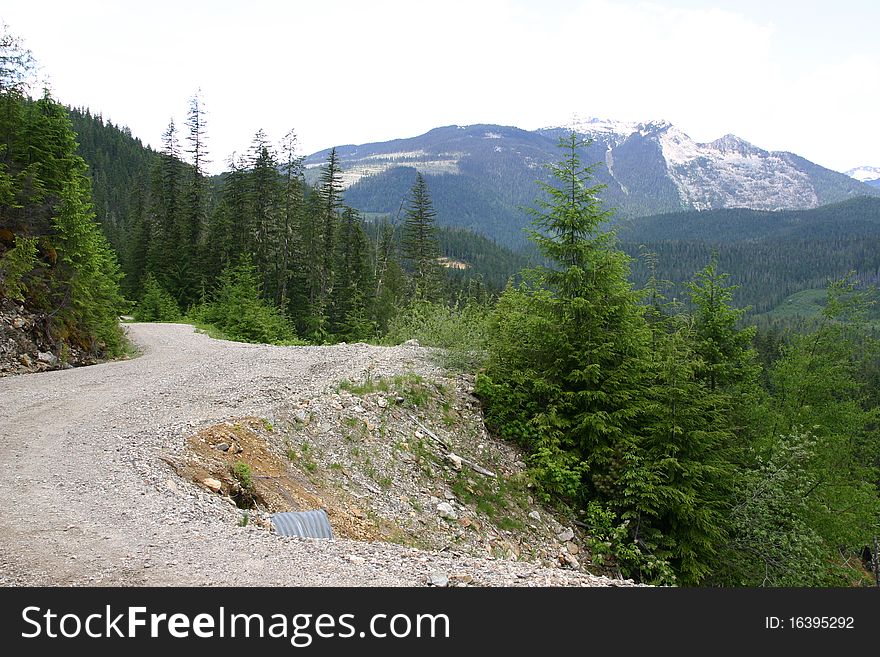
top-left (0, 323), bottom-right (634, 587)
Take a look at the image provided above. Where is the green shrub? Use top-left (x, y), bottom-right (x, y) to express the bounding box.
top-left (187, 255), bottom-right (296, 344)
top-left (384, 298), bottom-right (490, 370)
top-left (134, 273), bottom-right (181, 321)
top-left (232, 461), bottom-right (253, 487)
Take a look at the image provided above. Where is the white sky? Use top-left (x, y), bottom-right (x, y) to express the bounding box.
top-left (3, 0), bottom-right (879, 175)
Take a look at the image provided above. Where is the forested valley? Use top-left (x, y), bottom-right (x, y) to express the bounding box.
top-left (2, 30), bottom-right (879, 588)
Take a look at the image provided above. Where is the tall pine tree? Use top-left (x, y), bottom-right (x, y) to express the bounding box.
top-left (401, 172), bottom-right (440, 299)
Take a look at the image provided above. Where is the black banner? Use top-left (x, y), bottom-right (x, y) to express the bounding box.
top-left (0, 586), bottom-right (874, 654)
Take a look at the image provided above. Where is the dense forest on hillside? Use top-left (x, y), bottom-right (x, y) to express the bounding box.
top-left (2, 29), bottom-right (878, 588)
top-left (616, 199), bottom-right (880, 314)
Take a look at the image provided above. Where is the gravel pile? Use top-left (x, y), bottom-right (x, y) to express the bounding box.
top-left (0, 323), bottom-right (640, 587)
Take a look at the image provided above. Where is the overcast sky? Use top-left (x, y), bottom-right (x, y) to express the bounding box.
top-left (3, 0), bottom-right (878, 175)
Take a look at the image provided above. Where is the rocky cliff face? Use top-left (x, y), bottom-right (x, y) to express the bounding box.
top-left (0, 297), bottom-right (98, 376)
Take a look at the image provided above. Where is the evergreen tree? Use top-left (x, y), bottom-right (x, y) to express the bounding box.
top-left (277, 129), bottom-right (304, 308)
top-left (189, 254), bottom-right (294, 344)
top-left (319, 147), bottom-right (343, 299)
top-left (0, 24), bottom-right (36, 93)
top-left (477, 134), bottom-right (653, 559)
top-left (330, 207), bottom-right (374, 340)
top-left (372, 218), bottom-right (406, 333)
top-left (134, 272), bottom-right (180, 321)
top-left (0, 45), bottom-right (126, 357)
top-left (183, 90), bottom-right (209, 293)
top-left (144, 118), bottom-right (186, 300)
top-left (248, 129), bottom-right (281, 299)
top-left (401, 172), bottom-right (440, 298)
top-left (477, 134), bottom-right (742, 584)
top-left (687, 255), bottom-right (759, 391)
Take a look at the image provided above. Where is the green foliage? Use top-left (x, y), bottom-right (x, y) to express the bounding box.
top-left (187, 255), bottom-right (296, 344)
top-left (0, 235), bottom-right (37, 300)
top-left (717, 430), bottom-right (830, 586)
top-left (231, 461), bottom-right (256, 509)
top-left (384, 298), bottom-right (490, 370)
top-left (134, 273), bottom-right (180, 321)
top-left (51, 170), bottom-right (128, 355)
top-left (582, 501), bottom-right (676, 585)
top-left (232, 461), bottom-right (254, 490)
top-left (748, 282), bottom-right (879, 580)
top-left (687, 255), bottom-right (759, 390)
top-left (479, 135), bottom-right (654, 511)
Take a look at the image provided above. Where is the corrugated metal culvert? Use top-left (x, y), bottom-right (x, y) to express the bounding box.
top-left (270, 509), bottom-right (334, 539)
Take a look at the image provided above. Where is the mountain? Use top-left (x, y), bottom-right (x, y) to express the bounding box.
top-left (304, 119), bottom-right (880, 248)
top-left (846, 165), bottom-right (880, 188)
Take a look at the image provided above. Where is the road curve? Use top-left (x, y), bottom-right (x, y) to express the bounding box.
top-left (0, 323), bottom-right (627, 587)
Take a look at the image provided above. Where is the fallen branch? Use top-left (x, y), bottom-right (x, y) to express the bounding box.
top-left (455, 454), bottom-right (496, 478)
top-left (408, 414), bottom-right (449, 450)
top-left (408, 414), bottom-right (495, 477)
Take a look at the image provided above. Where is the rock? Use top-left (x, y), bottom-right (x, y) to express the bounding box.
top-left (449, 573), bottom-right (473, 585)
top-left (12, 317), bottom-right (26, 329)
top-left (528, 510), bottom-right (541, 522)
top-left (446, 453), bottom-right (463, 470)
top-left (561, 552), bottom-right (580, 569)
top-left (351, 404), bottom-right (365, 415)
top-left (18, 354), bottom-right (32, 367)
top-left (215, 443), bottom-right (230, 452)
top-left (428, 572), bottom-right (448, 587)
top-left (37, 351), bottom-right (57, 365)
top-left (346, 555), bottom-right (365, 565)
top-left (403, 339), bottom-right (420, 347)
top-left (376, 397), bottom-right (388, 409)
top-left (294, 409), bottom-right (308, 424)
top-left (458, 517), bottom-right (472, 528)
top-left (557, 527), bottom-right (575, 542)
top-left (443, 490), bottom-right (456, 500)
top-left (436, 502), bottom-right (458, 521)
top-left (202, 478), bottom-right (222, 493)
top-left (165, 479), bottom-right (179, 493)
top-left (565, 542), bottom-right (579, 555)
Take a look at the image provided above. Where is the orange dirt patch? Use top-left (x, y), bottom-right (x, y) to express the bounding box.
top-left (168, 417), bottom-right (394, 541)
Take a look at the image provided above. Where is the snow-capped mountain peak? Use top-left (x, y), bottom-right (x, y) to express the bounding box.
top-left (549, 115), bottom-right (673, 145)
top-left (845, 165), bottom-right (880, 182)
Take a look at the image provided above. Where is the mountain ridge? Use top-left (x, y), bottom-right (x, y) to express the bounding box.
top-left (304, 119), bottom-right (879, 247)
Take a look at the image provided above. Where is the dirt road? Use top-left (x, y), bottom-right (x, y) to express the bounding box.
top-left (0, 323), bottom-right (628, 587)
